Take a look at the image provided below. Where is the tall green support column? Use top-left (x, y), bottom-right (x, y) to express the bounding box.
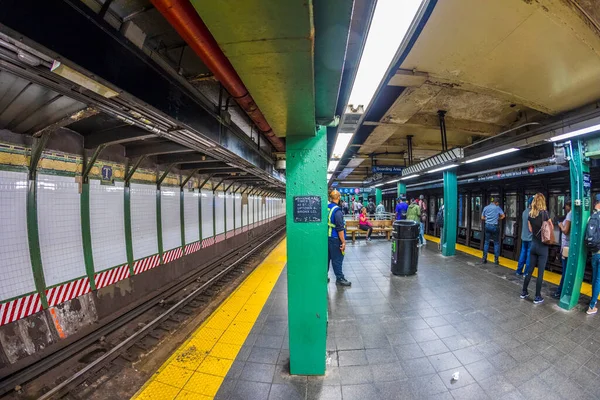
top-left (560, 140), bottom-right (591, 310)
top-left (375, 188), bottom-right (382, 205)
top-left (397, 182), bottom-right (406, 198)
top-left (286, 126), bottom-right (328, 375)
top-left (442, 170), bottom-right (457, 256)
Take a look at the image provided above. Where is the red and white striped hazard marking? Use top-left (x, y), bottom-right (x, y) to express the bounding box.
top-left (163, 247), bottom-right (183, 264)
top-left (94, 264), bottom-right (130, 290)
top-left (46, 277), bottom-right (92, 307)
top-left (0, 293), bottom-right (43, 326)
top-left (215, 233), bottom-right (226, 243)
top-left (185, 241), bottom-right (201, 255)
top-left (242, 226), bottom-right (248, 232)
top-left (133, 254), bottom-right (161, 275)
top-left (235, 228), bottom-right (242, 235)
top-left (202, 237), bottom-right (215, 248)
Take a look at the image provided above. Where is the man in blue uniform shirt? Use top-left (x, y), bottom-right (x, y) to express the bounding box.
top-left (480, 198), bottom-right (505, 265)
top-left (328, 190), bottom-right (351, 286)
top-left (395, 197), bottom-right (408, 220)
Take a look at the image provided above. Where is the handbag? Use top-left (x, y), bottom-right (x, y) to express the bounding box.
top-left (540, 211), bottom-right (557, 245)
top-left (562, 246), bottom-right (569, 258)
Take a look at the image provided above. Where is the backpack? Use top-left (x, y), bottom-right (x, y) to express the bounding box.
top-left (368, 202), bottom-right (376, 215)
top-left (539, 211), bottom-right (556, 245)
top-left (436, 207), bottom-right (444, 227)
top-left (585, 212), bottom-right (600, 252)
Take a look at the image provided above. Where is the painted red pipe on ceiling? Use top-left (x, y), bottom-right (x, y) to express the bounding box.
top-left (151, 0), bottom-right (285, 152)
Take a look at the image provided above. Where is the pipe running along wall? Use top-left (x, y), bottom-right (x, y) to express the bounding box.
top-left (150, 0), bottom-right (286, 152)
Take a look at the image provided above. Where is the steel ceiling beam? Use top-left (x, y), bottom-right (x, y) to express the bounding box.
top-left (178, 162), bottom-right (230, 170)
top-left (126, 142), bottom-right (195, 157)
top-left (83, 125), bottom-right (156, 149)
top-left (156, 153), bottom-right (215, 164)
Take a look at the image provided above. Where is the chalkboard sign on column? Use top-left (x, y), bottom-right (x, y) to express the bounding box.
top-left (293, 196), bottom-right (322, 223)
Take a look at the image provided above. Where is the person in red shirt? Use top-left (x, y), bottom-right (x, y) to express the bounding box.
top-left (359, 207), bottom-right (373, 242)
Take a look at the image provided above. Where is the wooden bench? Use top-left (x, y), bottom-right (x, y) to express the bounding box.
top-left (346, 219), bottom-right (393, 243)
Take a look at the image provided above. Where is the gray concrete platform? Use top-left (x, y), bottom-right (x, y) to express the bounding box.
top-left (215, 240), bottom-right (600, 400)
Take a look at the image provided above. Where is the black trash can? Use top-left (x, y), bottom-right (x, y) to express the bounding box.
top-left (391, 220), bottom-right (420, 276)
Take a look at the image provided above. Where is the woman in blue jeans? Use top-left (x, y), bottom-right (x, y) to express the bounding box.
top-left (516, 197), bottom-right (534, 275)
top-left (587, 197), bottom-right (600, 315)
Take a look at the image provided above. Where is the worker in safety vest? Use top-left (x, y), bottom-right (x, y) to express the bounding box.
top-left (328, 190), bottom-right (351, 286)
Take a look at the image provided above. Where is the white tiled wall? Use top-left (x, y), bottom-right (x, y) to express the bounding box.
top-left (90, 180), bottom-right (127, 272)
top-left (184, 190), bottom-right (200, 244)
top-left (249, 196), bottom-right (255, 224)
top-left (226, 192), bottom-right (234, 232)
top-left (215, 191), bottom-right (225, 234)
top-left (201, 189), bottom-right (213, 239)
top-left (161, 187), bottom-right (181, 251)
top-left (131, 183), bottom-right (158, 260)
top-left (235, 194), bottom-right (242, 229)
top-left (37, 174), bottom-right (86, 286)
top-left (0, 171), bottom-right (35, 301)
top-left (252, 196), bottom-right (258, 224)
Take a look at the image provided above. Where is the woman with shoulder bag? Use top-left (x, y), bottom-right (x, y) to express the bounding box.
top-left (359, 207), bottom-right (373, 242)
top-left (520, 193), bottom-right (555, 304)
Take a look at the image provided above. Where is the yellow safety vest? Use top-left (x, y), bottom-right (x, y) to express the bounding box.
top-left (328, 204), bottom-right (345, 237)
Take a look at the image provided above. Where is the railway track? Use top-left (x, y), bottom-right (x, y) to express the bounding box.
top-left (0, 227), bottom-right (286, 399)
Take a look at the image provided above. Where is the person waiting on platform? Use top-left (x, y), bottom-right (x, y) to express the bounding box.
top-left (359, 207), bottom-right (373, 242)
top-left (327, 190), bottom-right (351, 286)
top-left (395, 197), bottom-right (408, 220)
top-left (516, 197), bottom-right (534, 276)
top-left (520, 193), bottom-right (552, 304)
top-left (406, 199), bottom-right (423, 246)
top-left (585, 195), bottom-right (600, 315)
top-left (553, 200), bottom-right (571, 299)
top-left (419, 195), bottom-right (428, 247)
top-left (376, 201), bottom-right (385, 220)
top-left (480, 198), bottom-right (505, 265)
top-left (367, 199), bottom-right (376, 216)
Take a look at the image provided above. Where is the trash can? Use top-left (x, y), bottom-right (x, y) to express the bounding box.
top-left (391, 220), bottom-right (420, 275)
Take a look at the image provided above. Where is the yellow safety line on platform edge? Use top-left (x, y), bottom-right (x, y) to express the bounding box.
top-left (131, 239), bottom-right (287, 400)
top-left (424, 235), bottom-right (596, 297)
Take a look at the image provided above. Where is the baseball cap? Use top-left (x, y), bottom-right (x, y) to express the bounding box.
top-left (527, 196), bottom-right (534, 206)
top-left (595, 194), bottom-right (600, 203)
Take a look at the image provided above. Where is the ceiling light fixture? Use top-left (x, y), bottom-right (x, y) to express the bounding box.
top-left (347, 0), bottom-right (422, 108)
top-left (331, 133), bottom-right (354, 160)
top-left (327, 173), bottom-right (333, 181)
top-left (550, 123), bottom-right (600, 142)
top-left (341, 181), bottom-right (363, 184)
top-left (465, 148), bottom-right (519, 164)
top-left (50, 61), bottom-right (119, 98)
top-left (372, 182), bottom-right (385, 188)
top-left (400, 174), bottom-right (420, 180)
top-left (427, 164), bottom-right (458, 173)
top-left (328, 160), bottom-right (340, 173)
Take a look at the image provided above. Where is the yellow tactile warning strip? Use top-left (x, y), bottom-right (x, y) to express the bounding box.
top-left (131, 239), bottom-right (287, 400)
top-left (424, 234), bottom-right (597, 298)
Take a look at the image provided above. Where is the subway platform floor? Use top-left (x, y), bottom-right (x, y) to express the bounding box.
top-left (214, 240), bottom-right (600, 400)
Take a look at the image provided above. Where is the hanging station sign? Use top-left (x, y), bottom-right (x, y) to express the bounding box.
top-left (476, 164), bottom-right (569, 182)
top-left (372, 166), bottom-right (404, 174)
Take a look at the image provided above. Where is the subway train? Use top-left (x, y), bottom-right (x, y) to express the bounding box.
top-left (382, 164), bottom-right (600, 283)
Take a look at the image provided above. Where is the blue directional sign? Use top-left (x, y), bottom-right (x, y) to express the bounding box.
top-left (372, 166), bottom-right (403, 174)
top-left (101, 165), bottom-right (113, 181)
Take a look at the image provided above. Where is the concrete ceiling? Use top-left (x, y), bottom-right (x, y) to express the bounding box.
top-left (344, 0), bottom-right (600, 182)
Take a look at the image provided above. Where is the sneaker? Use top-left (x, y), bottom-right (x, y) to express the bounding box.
top-left (587, 306), bottom-right (598, 315)
top-left (478, 259), bottom-right (488, 265)
top-left (533, 296), bottom-right (544, 304)
top-left (494, 260), bottom-right (500, 266)
top-left (520, 291), bottom-right (529, 299)
top-left (336, 278), bottom-right (351, 287)
top-left (515, 271), bottom-right (523, 276)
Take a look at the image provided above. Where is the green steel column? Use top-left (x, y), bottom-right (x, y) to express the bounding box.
top-left (375, 188), bottom-right (382, 206)
top-left (286, 126), bottom-right (328, 375)
top-left (560, 140), bottom-right (591, 310)
top-left (442, 170), bottom-right (457, 256)
top-left (397, 182), bottom-right (406, 198)
top-left (124, 186), bottom-right (134, 275)
top-left (80, 183), bottom-right (96, 290)
top-left (26, 180), bottom-right (48, 308)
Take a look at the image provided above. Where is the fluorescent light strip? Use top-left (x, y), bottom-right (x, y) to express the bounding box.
top-left (372, 183), bottom-right (384, 187)
top-left (401, 174), bottom-right (419, 180)
top-left (550, 123), bottom-right (600, 142)
top-left (342, 181), bottom-right (363, 184)
top-left (465, 148), bottom-right (519, 164)
top-left (327, 173), bottom-right (333, 181)
top-left (427, 164), bottom-right (458, 173)
top-left (348, 0), bottom-right (422, 108)
top-left (331, 133), bottom-right (353, 159)
top-left (328, 160), bottom-right (340, 173)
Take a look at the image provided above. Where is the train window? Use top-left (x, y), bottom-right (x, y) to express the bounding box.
top-left (504, 195), bottom-right (517, 218)
top-left (548, 194), bottom-right (565, 220)
top-left (429, 197), bottom-right (436, 223)
top-left (471, 196), bottom-right (481, 230)
top-left (458, 195), bottom-right (467, 228)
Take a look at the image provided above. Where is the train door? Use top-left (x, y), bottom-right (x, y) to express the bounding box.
top-left (502, 193), bottom-right (518, 259)
top-left (428, 196), bottom-right (436, 236)
top-left (458, 193), bottom-right (468, 244)
top-left (548, 192), bottom-right (567, 269)
top-left (470, 194), bottom-right (482, 249)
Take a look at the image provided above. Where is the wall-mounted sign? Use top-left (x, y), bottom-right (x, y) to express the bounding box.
top-left (372, 166), bottom-right (403, 174)
top-left (476, 164), bottom-right (568, 182)
top-left (293, 195), bottom-right (321, 223)
top-left (101, 165), bottom-right (113, 185)
top-left (338, 187), bottom-right (376, 195)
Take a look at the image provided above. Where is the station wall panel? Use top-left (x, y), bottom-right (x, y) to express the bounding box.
top-left (249, 195), bottom-right (255, 225)
top-left (226, 192), bottom-right (234, 232)
top-left (130, 183), bottom-right (158, 260)
top-left (161, 187), bottom-right (181, 251)
top-left (261, 197), bottom-right (266, 221)
top-left (89, 180), bottom-right (127, 272)
top-left (215, 191), bottom-right (225, 235)
top-left (235, 193), bottom-right (242, 229)
top-left (242, 204), bottom-right (248, 227)
top-left (201, 189), bottom-right (213, 239)
top-left (184, 189), bottom-right (200, 244)
top-left (37, 174), bottom-right (86, 287)
top-left (0, 170), bottom-right (35, 301)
